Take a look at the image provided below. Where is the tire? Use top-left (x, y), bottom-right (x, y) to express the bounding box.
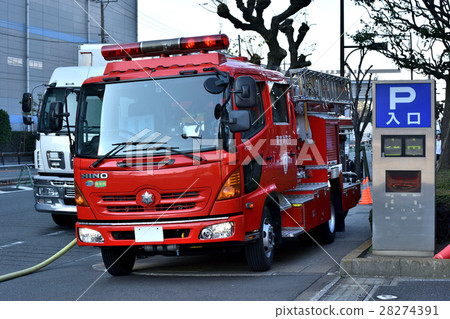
top-left (51, 214), bottom-right (77, 227)
top-left (101, 246), bottom-right (136, 276)
top-left (245, 206), bottom-right (275, 272)
top-left (315, 203), bottom-right (336, 244)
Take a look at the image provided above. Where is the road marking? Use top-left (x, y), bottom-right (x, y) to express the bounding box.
top-left (43, 231), bottom-right (67, 237)
top-left (0, 241), bottom-right (25, 249)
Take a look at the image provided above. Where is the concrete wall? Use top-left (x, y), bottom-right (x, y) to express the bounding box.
top-left (0, 0), bottom-right (137, 130)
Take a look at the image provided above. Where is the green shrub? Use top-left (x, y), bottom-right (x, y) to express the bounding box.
top-left (436, 169), bottom-right (450, 207)
top-left (0, 131), bottom-right (35, 153)
top-left (0, 109), bottom-right (12, 146)
top-left (436, 169), bottom-right (450, 244)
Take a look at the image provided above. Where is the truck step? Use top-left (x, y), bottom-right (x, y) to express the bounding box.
top-left (278, 193), bottom-right (292, 211)
top-left (283, 194), bottom-right (314, 206)
top-left (282, 227), bottom-right (305, 238)
top-left (285, 182), bottom-right (329, 195)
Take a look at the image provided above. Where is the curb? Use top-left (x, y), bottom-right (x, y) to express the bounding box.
top-left (340, 239), bottom-right (450, 279)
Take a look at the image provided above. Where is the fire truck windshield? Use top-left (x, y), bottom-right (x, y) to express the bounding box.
top-left (39, 88), bottom-right (78, 132)
top-left (76, 75), bottom-right (224, 158)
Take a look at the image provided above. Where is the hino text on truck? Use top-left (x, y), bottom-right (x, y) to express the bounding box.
top-left (22, 46), bottom-right (105, 226)
top-left (46, 34), bottom-right (360, 275)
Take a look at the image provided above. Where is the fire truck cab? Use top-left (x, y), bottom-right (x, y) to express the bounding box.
top-left (53, 34), bottom-right (360, 275)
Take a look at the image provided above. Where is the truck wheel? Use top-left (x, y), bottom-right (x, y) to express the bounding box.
top-left (101, 246), bottom-right (136, 276)
top-left (51, 214), bottom-right (76, 227)
top-left (315, 203), bottom-right (336, 244)
top-left (245, 206), bottom-right (275, 272)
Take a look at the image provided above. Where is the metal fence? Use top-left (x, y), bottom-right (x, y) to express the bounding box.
top-left (0, 152), bottom-right (34, 166)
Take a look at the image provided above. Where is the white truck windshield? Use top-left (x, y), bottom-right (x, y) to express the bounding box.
top-left (38, 88), bottom-right (78, 132)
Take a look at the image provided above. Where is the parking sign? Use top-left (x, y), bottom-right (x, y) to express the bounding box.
top-left (375, 83), bottom-right (431, 128)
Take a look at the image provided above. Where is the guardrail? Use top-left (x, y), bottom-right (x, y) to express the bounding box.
top-left (0, 152), bottom-right (34, 166)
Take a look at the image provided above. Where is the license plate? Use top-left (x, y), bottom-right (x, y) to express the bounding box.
top-left (134, 226), bottom-right (164, 243)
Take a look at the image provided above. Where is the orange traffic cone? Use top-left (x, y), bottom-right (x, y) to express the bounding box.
top-left (359, 177), bottom-right (373, 205)
top-left (434, 244), bottom-right (450, 259)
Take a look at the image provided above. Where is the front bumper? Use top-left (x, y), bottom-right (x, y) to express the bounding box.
top-left (76, 214), bottom-right (245, 247)
top-left (33, 175), bottom-right (77, 215)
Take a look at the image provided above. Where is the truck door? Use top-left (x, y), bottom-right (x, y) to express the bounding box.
top-left (268, 82), bottom-right (297, 191)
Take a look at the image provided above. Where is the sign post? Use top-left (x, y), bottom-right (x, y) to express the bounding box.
top-left (372, 80), bottom-right (435, 256)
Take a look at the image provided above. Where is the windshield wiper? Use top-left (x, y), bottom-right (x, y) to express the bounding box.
top-left (90, 140), bottom-right (166, 168)
top-left (90, 142), bottom-right (127, 168)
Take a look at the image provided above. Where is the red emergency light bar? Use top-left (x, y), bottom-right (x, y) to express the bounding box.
top-left (101, 34), bottom-right (230, 61)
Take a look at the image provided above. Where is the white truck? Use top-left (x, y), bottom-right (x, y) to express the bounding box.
top-left (22, 45), bottom-right (106, 226)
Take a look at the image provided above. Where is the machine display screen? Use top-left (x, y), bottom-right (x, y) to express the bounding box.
top-left (382, 135), bottom-right (425, 157)
top-left (386, 170), bottom-right (421, 193)
top-left (405, 136), bottom-right (425, 156)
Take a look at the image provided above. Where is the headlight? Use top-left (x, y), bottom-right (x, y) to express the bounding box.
top-left (78, 228), bottom-right (104, 243)
top-left (199, 222), bottom-right (234, 240)
top-left (37, 186), bottom-right (58, 197)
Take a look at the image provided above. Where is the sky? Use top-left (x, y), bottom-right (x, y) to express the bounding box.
top-left (136, 0), bottom-right (445, 98)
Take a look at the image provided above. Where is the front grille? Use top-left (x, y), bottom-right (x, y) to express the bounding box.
top-left (103, 195), bottom-right (135, 202)
top-left (107, 206), bottom-right (144, 213)
top-left (107, 202), bottom-right (196, 213)
top-left (155, 203), bottom-right (196, 211)
top-left (65, 188), bottom-right (75, 198)
top-left (51, 180), bottom-right (74, 187)
top-left (97, 188), bottom-right (209, 214)
top-left (160, 191), bottom-right (199, 199)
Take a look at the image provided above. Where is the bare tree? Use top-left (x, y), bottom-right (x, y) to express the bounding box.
top-left (353, 0), bottom-right (450, 170)
top-left (213, 0), bottom-right (312, 70)
top-left (345, 48), bottom-right (373, 179)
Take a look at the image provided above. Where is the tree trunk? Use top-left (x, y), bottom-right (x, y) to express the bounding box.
top-left (437, 78), bottom-right (450, 170)
top-left (354, 131), bottom-right (363, 179)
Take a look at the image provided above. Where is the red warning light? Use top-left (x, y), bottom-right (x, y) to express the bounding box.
top-left (101, 34), bottom-right (229, 60)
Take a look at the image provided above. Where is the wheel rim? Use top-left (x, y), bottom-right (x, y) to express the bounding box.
top-left (262, 217), bottom-right (275, 258)
top-left (328, 206), bottom-right (336, 233)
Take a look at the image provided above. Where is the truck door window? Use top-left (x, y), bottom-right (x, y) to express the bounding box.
top-left (241, 83), bottom-right (265, 140)
top-left (270, 83), bottom-right (289, 124)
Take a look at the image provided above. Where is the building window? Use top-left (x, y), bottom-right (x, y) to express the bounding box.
top-left (7, 57), bottom-right (23, 67)
top-left (30, 60), bottom-right (43, 69)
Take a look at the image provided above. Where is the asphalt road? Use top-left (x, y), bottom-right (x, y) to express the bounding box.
top-left (0, 186), bottom-right (373, 301)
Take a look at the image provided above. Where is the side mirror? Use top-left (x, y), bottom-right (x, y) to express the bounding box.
top-left (22, 116), bottom-right (33, 126)
top-left (22, 93), bottom-right (33, 113)
top-left (48, 101), bottom-right (64, 132)
top-left (204, 77), bottom-right (227, 94)
top-left (228, 110), bottom-right (251, 132)
top-left (234, 76), bottom-right (257, 108)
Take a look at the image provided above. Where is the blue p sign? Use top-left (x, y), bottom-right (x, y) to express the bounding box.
top-left (376, 83), bottom-right (431, 128)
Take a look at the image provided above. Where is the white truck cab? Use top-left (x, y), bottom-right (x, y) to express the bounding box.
top-left (31, 65), bottom-right (105, 225)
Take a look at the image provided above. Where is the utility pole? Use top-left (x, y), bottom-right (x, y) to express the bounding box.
top-left (340, 0), bottom-right (345, 77)
top-left (96, 0), bottom-right (118, 43)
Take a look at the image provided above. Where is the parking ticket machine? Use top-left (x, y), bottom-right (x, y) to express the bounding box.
top-left (372, 80), bottom-right (435, 257)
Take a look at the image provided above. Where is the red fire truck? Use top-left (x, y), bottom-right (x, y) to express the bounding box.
top-left (49, 34), bottom-right (360, 275)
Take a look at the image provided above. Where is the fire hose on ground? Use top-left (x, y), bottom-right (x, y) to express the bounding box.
top-left (0, 238), bottom-right (77, 282)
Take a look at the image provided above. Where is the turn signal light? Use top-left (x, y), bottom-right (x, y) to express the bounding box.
top-left (216, 169), bottom-right (241, 201)
top-left (74, 182), bottom-right (89, 207)
top-left (101, 34), bottom-right (230, 60)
